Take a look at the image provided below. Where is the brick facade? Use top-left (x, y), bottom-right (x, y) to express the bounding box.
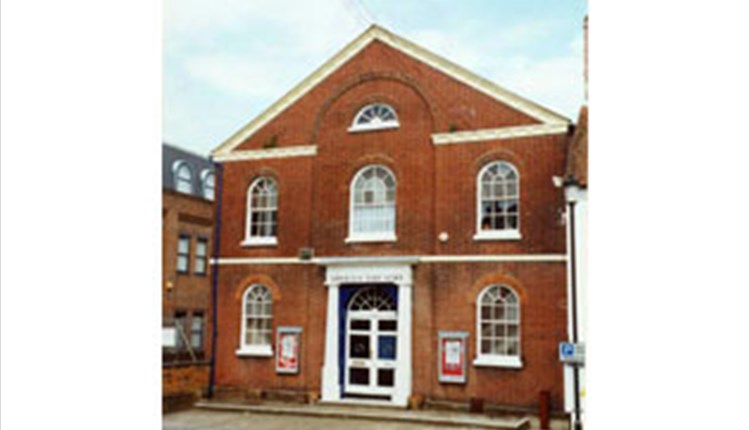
top-left (162, 145), bottom-right (216, 408)
top-left (212, 27), bottom-right (570, 413)
top-left (162, 189), bottom-right (214, 363)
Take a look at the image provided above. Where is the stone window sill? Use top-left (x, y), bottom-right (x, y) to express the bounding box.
top-left (473, 355), bottom-right (523, 368)
top-left (240, 237), bottom-right (278, 247)
top-left (236, 345), bottom-right (273, 357)
top-left (347, 123), bottom-right (400, 133)
top-left (473, 230), bottom-right (522, 241)
top-left (345, 234), bottom-right (397, 244)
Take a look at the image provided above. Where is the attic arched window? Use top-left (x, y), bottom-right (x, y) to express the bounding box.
top-left (201, 170), bottom-right (215, 201)
top-left (173, 160), bottom-right (193, 194)
top-left (349, 103), bottom-right (399, 132)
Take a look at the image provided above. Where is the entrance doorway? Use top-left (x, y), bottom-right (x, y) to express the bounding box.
top-left (344, 286), bottom-right (398, 398)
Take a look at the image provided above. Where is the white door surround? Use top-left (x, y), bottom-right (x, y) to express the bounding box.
top-left (320, 260), bottom-right (414, 407)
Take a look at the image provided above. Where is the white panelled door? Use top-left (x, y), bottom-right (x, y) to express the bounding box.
top-left (344, 287), bottom-right (398, 397)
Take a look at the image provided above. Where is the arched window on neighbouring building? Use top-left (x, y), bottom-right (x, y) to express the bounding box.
top-left (348, 165), bottom-right (396, 242)
top-left (239, 284), bottom-right (273, 355)
top-left (173, 160), bottom-right (193, 194)
top-left (475, 284), bottom-right (522, 367)
top-left (476, 161), bottom-right (520, 240)
top-left (244, 177), bottom-right (277, 245)
top-left (349, 103), bottom-right (399, 132)
top-left (201, 170), bottom-right (215, 201)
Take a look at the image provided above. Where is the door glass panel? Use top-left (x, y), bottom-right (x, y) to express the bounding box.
top-left (350, 320), bottom-right (371, 330)
top-left (378, 320), bottom-right (397, 331)
top-left (349, 368), bottom-right (369, 385)
top-left (378, 335), bottom-right (397, 360)
top-left (377, 369), bottom-right (394, 387)
top-left (350, 335), bottom-right (370, 358)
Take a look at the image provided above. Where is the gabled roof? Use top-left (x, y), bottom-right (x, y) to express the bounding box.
top-left (565, 105), bottom-right (588, 187)
top-left (212, 24), bottom-right (569, 158)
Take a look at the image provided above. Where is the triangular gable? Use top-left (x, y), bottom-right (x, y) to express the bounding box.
top-left (212, 24), bottom-right (569, 157)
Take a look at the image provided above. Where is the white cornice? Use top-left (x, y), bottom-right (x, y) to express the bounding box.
top-left (211, 24), bottom-right (569, 158)
top-left (212, 145), bottom-right (317, 163)
top-left (432, 123), bottom-right (569, 145)
top-left (211, 254), bottom-right (566, 265)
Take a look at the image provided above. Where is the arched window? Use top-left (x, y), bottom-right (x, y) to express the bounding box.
top-left (239, 284), bottom-right (273, 355)
top-left (476, 285), bottom-right (522, 367)
top-left (349, 103), bottom-right (399, 132)
top-left (201, 170), bottom-right (215, 201)
top-left (173, 160), bottom-right (193, 194)
top-left (244, 177), bottom-right (277, 245)
top-left (349, 287), bottom-right (396, 312)
top-left (476, 161), bottom-right (520, 240)
top-left (348, 165), bottom-right (396, 242)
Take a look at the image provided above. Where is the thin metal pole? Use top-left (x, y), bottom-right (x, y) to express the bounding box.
top-left (568, 200), bottom-right (582, 430)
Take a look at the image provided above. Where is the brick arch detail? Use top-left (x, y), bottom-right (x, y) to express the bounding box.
top-left (310, 71), bottom-right (439, 142)
top-left (345, 154), bottom-right (400, 186)
top-left (233, 274), bottom-right (283, 303)
top-left (246, 168), bottom-right (280, 187)
top-left (349, 94), bottom-right (403, 122)
top-left (473, 149), bottom-right (528, 179)
top-left (464, 272), bottom-right (528, 306)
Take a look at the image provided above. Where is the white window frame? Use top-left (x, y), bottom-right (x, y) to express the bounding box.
top-left (176, 234), bottom-right (190, 274)
top-left (190, 312), bottom-right (204, 350)
top-left (242, 177), bottom-right (278, 247)
top-left (346, 165), bottom-right (397, 243)
top-left (172, 160), bottom-right (193, 194)
top-left (348, 103), bottom-right (400, 133)
top-left (200, 169), bottom-right (215, 201)
top-left (194, 237), bottom-right (208, 275)
top-left (474, 161), bottom-right (522, 241)
top-left (473, 284), bottom-right (523, 368)
top-left (237, 284), bottom-right (273, 357)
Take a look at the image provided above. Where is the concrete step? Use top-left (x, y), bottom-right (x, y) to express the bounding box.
top-left (195, 400), bottom-right (531, 429)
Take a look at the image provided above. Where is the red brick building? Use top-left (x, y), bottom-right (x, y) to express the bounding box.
top-left (210, 25), bottom-right (572, 413)
top-left (162, 143), bottom-right (216, 410)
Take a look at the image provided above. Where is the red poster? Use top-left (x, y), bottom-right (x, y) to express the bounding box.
top-left (438, 331), bottom-right (467, 383)
top-left (441, 338), bottom-right (463, 376)
top-left (276, 328), bottom-right (301, 374)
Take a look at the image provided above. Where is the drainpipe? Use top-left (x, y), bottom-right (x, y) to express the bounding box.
top-left (207, 162), bottom-right (223, 399)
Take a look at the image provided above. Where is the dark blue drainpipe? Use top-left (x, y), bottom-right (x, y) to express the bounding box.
top-left (207, 162), bottom-right (223, 399)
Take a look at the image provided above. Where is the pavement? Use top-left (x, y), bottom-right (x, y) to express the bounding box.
top-left (164, 409), bottom-right (496, 430)
top-left (163, 402), bottom-right (570, 430)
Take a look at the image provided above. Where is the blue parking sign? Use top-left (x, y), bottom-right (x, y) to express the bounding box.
top-left (560, 342), bottom-right (575, 358)
top-left (559, 342), bottom-right (584, 364)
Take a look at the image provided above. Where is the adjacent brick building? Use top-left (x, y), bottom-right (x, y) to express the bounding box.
top-left (162, 143), bottom-right (216, 410)
top-left (209, 25), bottom-right (573, 414)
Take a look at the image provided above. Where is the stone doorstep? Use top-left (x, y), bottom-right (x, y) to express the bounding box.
top-left (195, 400), bottom-right (531, 430)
